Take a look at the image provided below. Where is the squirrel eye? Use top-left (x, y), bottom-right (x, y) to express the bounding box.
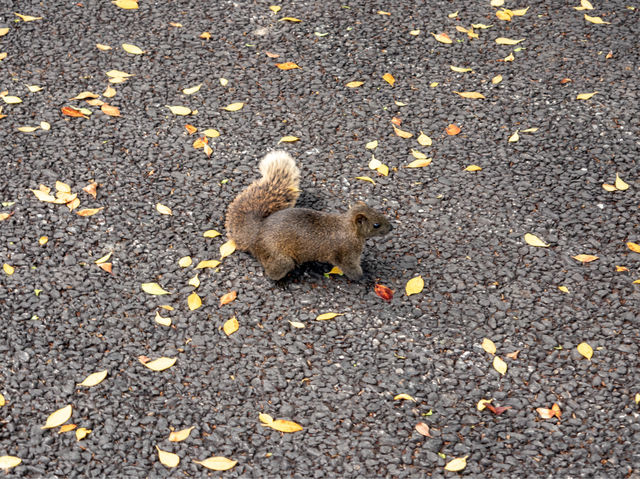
top-left (373, 223), bottom-right (380, 228)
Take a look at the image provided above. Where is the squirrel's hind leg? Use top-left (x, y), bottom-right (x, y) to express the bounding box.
top-left (258, 252), bottom-right (296, 281)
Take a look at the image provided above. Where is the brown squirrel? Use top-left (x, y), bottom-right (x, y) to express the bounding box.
top-left (225, 151), bottom-right (392, 280)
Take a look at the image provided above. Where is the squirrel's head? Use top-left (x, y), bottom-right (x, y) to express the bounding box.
top-left (350, 202), bottom-right (393, 238)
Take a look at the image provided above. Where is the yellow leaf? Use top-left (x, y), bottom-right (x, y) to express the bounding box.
top-left (411, 149), bottom-right (427, 159)
top-left (76, 427), bottom-right (91, 441)
top-left (178, 256), bottom-right (192, 267)
top-left (156, 446), bottom-right (180, 468)
top-left (558, 286), bottom-right (569, 293)
top-left (269, 5), bottom-right (281, 13)
top-left (576, 92), bottom-right (598, 100)
top-left (182, 84), bottom-right (202, 95)
top-left (376, 164), bottom-right (389, 176)
top-left (450, 65), bottom-right (473, 73)
top-left (493, 356), bottom-right (507, 375)
top-left (188, 292), bottom-right (202, 310)
top-left (383, 73), bottom-right (395, 86)
top-left (15, 13), bottom-right (42, 21)
top-left (276, 62), bottom-right (301, 70)
top-left (394, 100), bottom-right (407, 106)
top-left (268, 419), bottom-right (303, 432)
top-left (259, 413), bottom-right (274, 424)
top-left (155, 311), bottom-right (171, 326)
top-left (203, 128), bottom-right (220, 137)
top-left (492, 74), bottom-right (503, 84)
top-left (405, 276), bottom-right (424, 296)
top-left (409, 29), bottom-right (420, 36)
top-left (169, 426), bottom-right (194, 442)
top-left (524, 233), bottom-right (549, 247)
top-left (511, 6), bottom-right (530, 15)
top-left (634, 279), bottom-right (640, 284)
top-left (220, 240), bottom-right (236, 259)
top-left (477, 398), bottom-right (493, 411)
top-left (432, 32), bottom-right (452, 44)
top-left (316, 312), bottom-right (343, 321)
top-left (577, 342), bottom-right (593, 360)
top-left (156, 203), bottom-right (172, 215)
top-left (222, 102), bottom-right (244, 111)
top-left (279, 135), bottom-right (299, 143)
top-left (355, 176), bottom-right (375, 184)
top-left (223, 316), bottom-right (239, 336)
top-left (3, 263), bottom-right (14, 275)
top-left (17, 126), bottom-right (39, 132)
top-left (142, 357), bottom-right (177, 371)
top-left (368, 156), bottom-right (382, 170)
top-left (417, 132), bottom-right (432, 146)
top-left (503, 52), bottom-right (515, 61)
top-left (122, 43), bottom-right (144, 54)
top-left (78, 370), bottom-right (108, 387)
top-left (627, 242), bottom-right (640, 253)
top-left (508, 130), bottom-right (520, 143)
top-left (3, 96), bottom-right (22, 104)
top-left (444, 455), bottom-right (468, 472)
top-left (490, 0), bottom-right (504, 6)
top-left (482, 338), bottom-right (496, 355)
top-left (42, 404), bottom-right (72, 429)
top-left (393, 393), bottom-right (416, 401)
top-left (103, 86), bottom-right (116, 98)
top-left (0, 393), bottom-right (4, 406)
top-left (327, 266), bottom-right (343, 275)
top-left (635, 393), bottom-right (640, 404)
top-left (496, 9), bottom-right (513, 20)
top-left (472, 23), bottom-right (493, 29)
top-left (203, 229), bottom-right (221, 238)
top-left (615, 173), bottom-right (630, 191)
top-left (574, 0), bottom-right (593, 9)
top-left (40, 121), bottom-right (51, 130)
top-left (96, 43), bottom-right (112, 51)
top-left (38, 236), bottom-right (48, 245)
top-left (520, 127), bottom-right (539, 133)
top-left (166, 105), bottom-right (191, 115)
top-left (195, 259), bottom-right (221, 269)
top-left (279, 17), bottom-right (301, 22)
top-left (572, 254), bottom-right (599, 263)
top-left (346, 81), bottom-right (364, 88)
top-left (448, 10), bottom-right (459, 18)
top-left (0, 28), bottom-right (9, 36)
top-left (393, 125), bottom-right (413, 138)
top-left (289, 321), bottom-right (306, 328)
top-left (112, 0), bottom-right (139, 9)
top-left (106, 69), bottom-right (133, 78)
top-left (141, 282), bottom-right (171, 295)
top-left (31, 188), bottom-right (56, 203)
top-left (465, 165), bottom-right (482, 171)
top-left (495, 37), bottom-right (525, 45)
top-left (0, 456), bottom-right (21, 470)
top-left (602, 183), bottom-right (616, 192)
top-left (584, 14), bottom-right (610, 24)
top-left (615, 265), bottom-right (628, 272)
top-left (453, 91), bottom-right (486, 99)
top-left (406, 158), bottom-right (432, 168)
top-left (365, 140), bottom-right (378, 150)
top-left (194, 456), bottom-right (238, 471)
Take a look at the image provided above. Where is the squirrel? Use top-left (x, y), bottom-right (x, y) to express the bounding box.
top-left (225, 151), bottom-right (392, 281)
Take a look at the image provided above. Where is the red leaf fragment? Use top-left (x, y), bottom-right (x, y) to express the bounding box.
top-left (374, 284), bottom-right (394, 302)
top-left (485, 403), bottom-right (512, 415)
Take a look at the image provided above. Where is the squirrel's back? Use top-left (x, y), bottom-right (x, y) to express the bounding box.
top-left (225, 151), bottom-right (300, 250)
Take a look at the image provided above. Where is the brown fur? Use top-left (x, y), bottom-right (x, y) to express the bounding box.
top-left (225, 152), bottom-right (392, 280)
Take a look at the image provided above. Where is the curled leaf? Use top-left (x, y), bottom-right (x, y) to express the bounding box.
top-left (195, 259), bottom-right (221, 269)
top-left (393, 393), bottom-right (416, 401)
top-left (615, 173), bottom-right (629, 191)
top-left (221, 102), bottom-right (244, 111)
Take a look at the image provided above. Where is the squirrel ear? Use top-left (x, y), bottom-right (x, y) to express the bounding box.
top-left (354, 213), bottom-right (367, 225)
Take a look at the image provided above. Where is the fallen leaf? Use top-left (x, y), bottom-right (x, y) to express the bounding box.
top-left (223, 317), bottom-right (239, 336)
top-left (407, 158), bottom-right (432, 168)
top-left (577, 342), bottom-right (593, 360)
top-left (279, 135), bottom-right (299, 143)
top-left (78, 370), bottom-right (108, 387)
top-left (194, 456), bottom-right (237, 471)
top-left (75, 428), bottom-right (91, 440)
top-left (417, 132), bottom-right (432, 146)
top-left (82, 182), bottom-right (98, 199)
top-left (508, 130), bottom-right (520, 142)
top-left (572, 254), bottom-right (598, 263)
top-left (482, 338), bottom-right (496, 355)
top-left (574, 0), bottom-right (594, 9)
top-left (502, 52), bottom-right (515, 62)
top-left (477, 399), bottom-right (493, 411)
top-left (405, 276), bottom-right (424, 296)
top-left (15, 13), bottom-right (43, 21)
top-left (220, 240), bottom-right (236, 259)
top-left (432, 32), bottom-right (452, 44)
top-left (259, 413), bottom-right (274, 424)
top-left (485, 403), bottom-right (512, 415)
top-left (112, 0), bottom-right (139, 9)
top-left (495, 37), bottom-right (525, 45)
top-left (524, 233), bottom-right (549, 247)
top-left (184, 124), bottom-right (197, 135)
top-left (269, 5), bottom-right (281, 13)
top-left (276, 62), bottom-right (301, 70)
top-left (472, 23), bottom-right (493, 29)
top-left (188, 292), bottom-right (202, 310)
top-left (584, 14), bottom-right (610, 24)
top-left (365, 140), bottom-right (378, 150)
top-left (506, 350), bottom-right (520, 359)
top-left (200, 31), bottom-right (211, 39)
top-left (101, 104), bottom-right (121, 116)
top-left (409, 29), bottom-right (420, 36)
top-left (156, 203), bottom-right (172, 215)
top-left (157, 446), bottom-right (180, 468)
top-left (453, 91), bottom-right (485, 99)
top-left (378, 10), bottom-right (391, 15)
top-left (493, 356), bottom-right (507, 375)
top-left (0, 212), bottom-right (14, 222)
top-left (415, 422), bottom-right (432, 437)
top-left (289, 321), bottom-right (306, 328)
top-left (182, 84), bottom-right (202, 95)
top-left (520, 127), bottom-right (539, 133)
top-left (42, 405), bottom-right (72, 429)
top-left (203, 229), bottom-right (221, 238)
top-left (70, 91), bottom-right (99, 101)
top-left (76, 207), bottom-right (103, 217)
top-left (166, 105), bottom-right (191, 115)
top-left (266, 419), bottom-right (303, 432)
top-left (279, 17), bottom-right (301, 22)
top-left (394, 393), bottom-right (416, 401)
top-left (61, 106), bottom-right (87, 118)
top-left (576, 92), bottom-right (598, 100)
top-left (393, 125), bottom-right (413, 138)
top-left (222, 102), bottom-right (244, 111)
top-left (265, 51), bottom-right (280, 58)
top-left (383, 73), bottom-right (395, 86)
top-left (0, 456), bottom-right (21, 470)
top-left (376, 164), bottom-right (389, 176)
top-left (465, 165), bottom-right (482, 171)
top-left (537, 403), bottom-right (561, 419)
top-left (141, 282), bottom-right (170, 295)
top-left (0, 28), bottom-right (9, 36)
top-left (444, 456), bottom-right (468, 472)
top-left (169, 426), bottom-right (195, 442)
top-left (195, 259), bottom-right (221, 269)
top-left (220, 291), bottom-right (237, 305)
top-left (3, 263), bottom-right (14, 275)
top-left (122, 43), bottom-right (143, 54)
top-left (602, 183), bottom-right (616, 191)
top-left (155, 311), bottom-right (171, 326)
top-left (96, 43), bottom-right (112, 50)
top-left (511, 6), bottom-right (530, 15)
top-left (369, 156), bottom-right (382, 169)
top-left (203, 128), bottom-right (220, 138)
top-left (496, 9), bottom-right (513, 20)
top-left (446, 124), bottom-right (461, 135)
top-left (142, 357), bottom-right (177, 371)
top-left (615, 266), bottom-right (629, 272)
top-left (615, 173), bottom-right (629, 191)
top-left (17, 126), bottom-right (39, 132)
top-left (103, 86), bottom-right (116, 98)
top-left (316, 312), bottom-right (343, 321)
top-left (492, 74), bottom-right (503, 84)
top-left (558, 286), bottom-right (569, 293)
top-left (627, 242), bottom-right (640, 253)
top-left (374, 284), bottom-right (394, 301)
top-left (38, 236), bottom-right (48, 245)
top-left (346, 81), bottom-right (364, 88)
top-left (355, 176), bottom-right (375, 184)
top-left (450, 66), bottom-right (473, 73)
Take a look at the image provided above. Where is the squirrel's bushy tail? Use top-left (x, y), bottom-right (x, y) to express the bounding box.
top-left (226, 151), bottom-right (300, 250)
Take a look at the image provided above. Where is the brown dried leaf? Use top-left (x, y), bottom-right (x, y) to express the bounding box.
top-left (374, 284), bottom-right (393, 302)
top-left (415, 422), bottom-right (432, 437)
top-left (572, 254), bottom-right (599, 263)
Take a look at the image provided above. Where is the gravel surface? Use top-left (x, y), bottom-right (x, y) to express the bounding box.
top-left (1, 0), bottom-right (639, 477)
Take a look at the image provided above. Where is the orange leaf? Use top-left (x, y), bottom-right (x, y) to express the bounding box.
top-left (61, 106), bottom-right (88, 118)
top-left (505, 350), bottom-right (520, 359)
top-left (220, 291), bottom-right (237, 306)
top-left (627, 242), bottom-right (640, 253)
top-left (382, 73), bottom-right (395, 86)
top-left (185, 124), bottom-right (197, 135)
top-left (275, 62), bottom-right (300, 70)
top-left (374, 284), bottom-right (393, 302)
top-left (393, 125), bottom-right (413, 139)
top-left (446, 124), bottom-right (461, 135)
top-left (98, 262), bottom-right (113, 274)
top-left (391, 116), bottom-right (402, 126)
top-left (101, 104), bottom-right (121, 116)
